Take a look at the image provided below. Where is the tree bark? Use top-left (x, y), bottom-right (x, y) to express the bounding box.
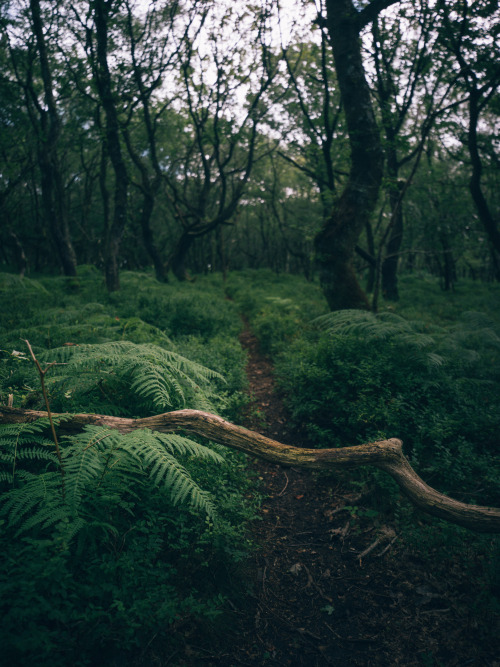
top-left (314, 0), bottom-right (384, 311)
top-left (1, 406), bottom-right (499, 533)
top-left (382, 176), bottom-right (404, 300)
top-left (93, 0), bottom-right (129, 292)
top-left (169, 231), bottom-right (195, 281)
top-left (9, 231), bottom-right (27, 277)
top-left (29, 0), bottom-right (77, 277)
top-left (139, 187), bottom-right (168, 282)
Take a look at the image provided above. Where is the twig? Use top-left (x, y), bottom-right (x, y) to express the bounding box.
top-left (301, 563), bottom-right (334, 603)
top-left (377, 535), bottom-right (398, 557)
top-left (358, 527), bottom-right (396, 561)
top-left (23, 339), bottom-right (65, 498)
top-left (278, 471), bottom-right (289, 496)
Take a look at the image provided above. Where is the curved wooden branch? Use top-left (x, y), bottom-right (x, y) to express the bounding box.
top-left (1, 406), bottom-right (499, 533)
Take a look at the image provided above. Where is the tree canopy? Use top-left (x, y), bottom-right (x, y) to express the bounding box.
top-left (0, 0), bottom-right (498, 306)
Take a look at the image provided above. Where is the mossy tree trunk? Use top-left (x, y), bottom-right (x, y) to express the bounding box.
top-left (314, 0), bottom-right (399, 310)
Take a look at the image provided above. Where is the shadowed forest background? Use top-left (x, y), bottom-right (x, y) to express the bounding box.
top-left (0, 0), bottom-right (499, 665)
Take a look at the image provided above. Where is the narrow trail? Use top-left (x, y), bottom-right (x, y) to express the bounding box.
top-left (205, 322), bottom-right (499, 667)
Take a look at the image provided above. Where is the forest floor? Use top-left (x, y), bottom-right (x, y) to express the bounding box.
top-left (182, 323), bottom-right (499, 667)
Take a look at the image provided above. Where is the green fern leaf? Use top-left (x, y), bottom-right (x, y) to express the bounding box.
top-left (126, 429), bottom-right (218, 520)
top-left (40, 340), bottom-right (225, 413)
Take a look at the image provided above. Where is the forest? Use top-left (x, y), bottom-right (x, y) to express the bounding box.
top-left (0, 0), bottom-right (499, 665)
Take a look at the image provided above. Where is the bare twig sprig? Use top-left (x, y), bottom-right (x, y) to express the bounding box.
top-left (23, 339), bottom-right (65, 497)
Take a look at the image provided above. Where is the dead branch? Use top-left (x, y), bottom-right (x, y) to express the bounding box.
top-left (1, 406), bottom-right (499, 533)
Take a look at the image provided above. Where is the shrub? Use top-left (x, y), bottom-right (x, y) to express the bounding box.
top-left (276, 310), bottom-right (500, 505)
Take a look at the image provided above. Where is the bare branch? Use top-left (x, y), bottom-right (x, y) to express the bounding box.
top-left (1, 407), bottom-right (499, 533)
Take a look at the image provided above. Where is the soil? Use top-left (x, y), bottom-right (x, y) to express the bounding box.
top-left (180, 324), bottom-right (500, 666)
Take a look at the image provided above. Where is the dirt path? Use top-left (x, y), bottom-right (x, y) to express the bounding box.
top-left (204, 324), bottom-right (499, 666)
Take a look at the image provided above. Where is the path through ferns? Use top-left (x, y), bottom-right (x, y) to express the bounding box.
top-left (198, 324), bottom-right (500, 666)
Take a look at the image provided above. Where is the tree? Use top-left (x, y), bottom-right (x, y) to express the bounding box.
top-left (277, 33), bottom-right (347, 223)
top-left (437, 0), bottom-right (500, 280)
top-left (365, 0), bottom-right (465, 306)
top-left (121, 0), bottom-right (204, 283)
top-left (0, 40), bottom-right (32, 275)
top-left (67, 0), bottom-right (132, 290)
top-left (163, 4), bottom-right (277, 280)
top-left (370, 1), bottom-right (439, 301)
top-left (226, 151), bottom-right (321, 276)
top-left (91, 0), bottom-right (130, 291)
top-left (313, 0), bottom-right (400, 311)
top-left (2, 1), bottom-right (78, 276)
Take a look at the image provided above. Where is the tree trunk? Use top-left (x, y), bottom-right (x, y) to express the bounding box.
top-left (30, 0), bottom-right (77, 277)
top-left (363, 223), bottom-right (376, 293)
top-left (169, 231), bottom-right (195, 281)
top-left (93, 0), bottom-right (129, 292)
top-left (9, 231), bottom-right (27, 277)
top-left (1, 406), bottom-right (499, 533)
top-left (314, 0), bottom-right (384, 311)
top-left (382, 178), bottom-right (404, 301)
top-left (216, 225), bottom-right (228, 281)
top-left (140, 187), bottom-right (168, 282)
top-left (439, 234), bottom-right (456, 291)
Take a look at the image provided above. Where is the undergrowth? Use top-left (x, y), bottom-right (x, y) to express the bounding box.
top-left (1, 268), bottom-right (499, 659)
top-left (231, 270), bottom-right (500, 631)
top-left (225, 268), bottom-right (328, 354)
top-left (0, 270), bottom-right (255, 665)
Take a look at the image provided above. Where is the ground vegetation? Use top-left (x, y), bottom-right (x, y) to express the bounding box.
top-left (0, 269), bottom-right (499, 664)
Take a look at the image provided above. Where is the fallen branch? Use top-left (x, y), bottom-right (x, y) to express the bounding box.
top-left (1, 406), bottom-right (499, 533)
top-left (357, 527), bottom-right (396, 561)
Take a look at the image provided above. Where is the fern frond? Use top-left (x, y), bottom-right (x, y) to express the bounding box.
top-left (0, 447), bottom-right (59, 464)
top-left (126, 429), bottom-right (218, 520)
top-left (0, 273), bottom-right (50, 294)
top-left (18, 502), bottom-right (71, 535)
top-left (153, 432), bottom-right (225, 463)
top-left (0, 419), bottom-right (54, 437)
top-left (447, 312), bottom-right (500, 354)
top-left (61, 516), bottom-right (88, 543)
top-left (315, 310), bottom-right (444, 368)
top-left (1, 471), bottom-right (61, 527)
top-left (63, 444), bottom-right (105, 514)
top-left (40, 341), bottom-right (225, 412)
top-left (0, 422), bottom-right (62, 489)
top-left (129, 364), bottom-right (180, 409)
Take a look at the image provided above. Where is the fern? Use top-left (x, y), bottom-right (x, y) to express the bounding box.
top-left (0, 419), bottom-right (225, 543)
top-left (0, 336), bottom-right (230, 542)
top-left (0, 273), bottom-right (50, 295)
top-left (1, 469), bottom-right (65, 532)
top-left (315, 309), bottom-right (500, 383)
top-left (39, 341), bottom-right (224, 413)
top-left (0, 419), bottom-right (59, 485)
top-left (445, 312), bottom-right (500, 370)
top-left (126, 429), bottom-right (220, 519)
top-left (315, 310), bottom-right (445, 368)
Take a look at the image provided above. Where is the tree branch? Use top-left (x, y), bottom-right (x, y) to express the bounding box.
top-left (358, 0), bottom-right (402, 29)
top-left (1, 407), bottom-right (499, 533)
